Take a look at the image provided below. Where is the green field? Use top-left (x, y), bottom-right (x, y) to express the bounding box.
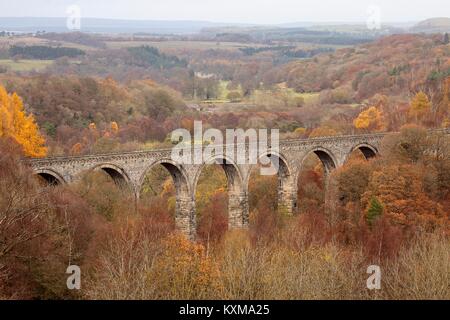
top-left (0, 59), bottom-right (53, 71)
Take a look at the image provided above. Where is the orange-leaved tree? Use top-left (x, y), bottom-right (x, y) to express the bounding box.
top-left (0, 85), bottom-right (47, 157)
top-left (110, 121), bottom-right (119, 134)
top-left (353, 106), bottom-right (385, 132)
top-left (361, 164), bottom-right (447, 232)
top-left (309, 126), bottom-right (339, 138)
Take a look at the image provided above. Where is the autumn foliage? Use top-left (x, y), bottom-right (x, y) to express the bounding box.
top-left (0, 125), bottom-right (449, 299)
top-left (0, 31), bottom-right (449, 300)
top-left (409, 91), bottom-right (432, 121)
top-left (353, 106), bottom-right (385, 132)
top-left (0, 139), bottom-right (95, 298)
top-left (0, 85), bottom-right (47, 157)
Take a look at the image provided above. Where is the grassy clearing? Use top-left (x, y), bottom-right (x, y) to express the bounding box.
top-left (275, 82), bottom-right (320, 104)
top-left (200, 83), bottom-right (321, 113)
top-left (297, 92), bottom-right (320, 104)
top-left (105, 40), bottom-right (261, 51)
top-left (0, 59), bottom-right (53, 71)
top-left (248, 85), bottom-right (320, 110)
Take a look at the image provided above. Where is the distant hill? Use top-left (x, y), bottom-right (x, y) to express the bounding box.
top-left (0, 17), bottom-right (246, 34)
top-left (411, 17), bottom-right (450, 33)
top-left (1, 16), bottom-right (449, 36)
top-left (273, 34), bottom-right (449, 101)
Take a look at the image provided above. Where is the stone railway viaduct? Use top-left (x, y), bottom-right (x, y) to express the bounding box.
top-left (28, 130), bottom-right (449, 239)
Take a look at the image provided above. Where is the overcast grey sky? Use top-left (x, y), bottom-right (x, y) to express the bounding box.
top-left (0, 0), bottom-right (448, 24)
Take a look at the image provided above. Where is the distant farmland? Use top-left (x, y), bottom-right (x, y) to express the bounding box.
top-left (0, 59), bottom-right (53, 71)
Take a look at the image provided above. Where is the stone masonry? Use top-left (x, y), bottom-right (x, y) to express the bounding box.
top-left (28, 130), bottom-right (449, 239)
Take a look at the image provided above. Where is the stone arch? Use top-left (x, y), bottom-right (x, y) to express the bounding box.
top-left (252, 151), bottom-right (296, 215)
top-left (138, 159), bottom-right (191, 198)
top-left (93, 163), bottom-right (131, 188)
top-left (254, 151), bottom-right (292, 183)
top-left (194, 155), bottom-right (245, 194)
top-left (138, 159), bottom-right (194, 239)
top-left (297, 147), bottom-right (338, 216)
top-left (194, 155), bottom-right (247, 229)
top-left (350, 143), bottom-right (378, 160)
top-left (35, 169), bottom-right (66, 186)
top-left (302, 147), bottom-right (338, 174)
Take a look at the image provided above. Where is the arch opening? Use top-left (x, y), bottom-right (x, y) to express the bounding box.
top-left (297, 148), bottom-right (337, 215)
top-left (36, 172), bottom-right (62, 186)
top-left (312, 149), bottom-right (337, 174)
top-left (356, 145), bottom-right (377, 160)
top-left (248, 152), bottom-right (295, 218)
top-left (194, 157), bottom-right (246, 240)
top-left (246, 152), bottom-right (295, 241)
top-left (248, 164), bottom-right (278, 213)
top-left (98, 166), bottom-right (129, 188)
top-left (345, 144), bottom-right (378, 164)
top-left (139, 161), bottom-right (191, 203)
top-left (139, 160), bottom-right (193, 239)
top-left (69, 166), bottom-right (135, 220)
top-left (160, 162), bottom-right (190, 197)
top-left (215, 159), bottom-right (243, 193)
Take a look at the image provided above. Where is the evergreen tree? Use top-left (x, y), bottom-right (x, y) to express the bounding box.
top-left (366, 196), bottom-right (383, 226)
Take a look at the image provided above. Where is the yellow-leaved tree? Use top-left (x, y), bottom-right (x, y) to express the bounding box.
top-left (353, 106), bottom-right (385, 132)
top-left (0, 85), bottom-right (47, 157)
top-left (409, 91), bottom-right (431, 121)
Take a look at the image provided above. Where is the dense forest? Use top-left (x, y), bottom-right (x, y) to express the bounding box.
top-left (0, 27), bottom-right (449, 300)
top-left (9, 45), bottom-right (86, 60)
